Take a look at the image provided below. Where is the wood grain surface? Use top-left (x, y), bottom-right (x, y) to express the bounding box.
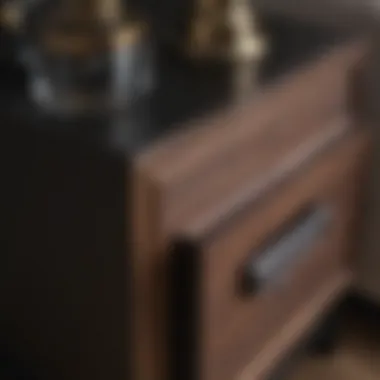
top-left (131, 39), bottom-right (370, 380)
top-left (196, 129), bottom-right (370, 380)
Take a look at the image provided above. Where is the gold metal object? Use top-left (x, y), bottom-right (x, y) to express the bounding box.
top-left (187, 0), bottom-right (267, 62)
top-left (187, 0), bottom-right (268, 100)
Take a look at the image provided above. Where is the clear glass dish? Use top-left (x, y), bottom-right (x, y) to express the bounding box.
top-left (19, 0), bottom-right (155, 115)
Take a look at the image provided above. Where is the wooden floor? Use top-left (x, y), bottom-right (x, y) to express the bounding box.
top-left (285, 297), bottom-right (380, 380)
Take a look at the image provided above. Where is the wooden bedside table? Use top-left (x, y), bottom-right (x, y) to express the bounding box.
top-left (133, 39), bottom-right (370, 380)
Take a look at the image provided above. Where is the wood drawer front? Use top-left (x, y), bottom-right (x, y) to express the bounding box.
top-left (171, 131), bottom-right (369, 380)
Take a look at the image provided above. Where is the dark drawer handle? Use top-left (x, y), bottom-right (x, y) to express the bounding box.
top-left (240, 205), bottom-right (332, 295)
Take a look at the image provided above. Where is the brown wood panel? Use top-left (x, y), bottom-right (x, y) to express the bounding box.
top-left (131, 121), bottom-right (346, 380)
top-left (131, 40), bottom-right (369, 380)
top-left (131, 169), bottom-right (167, 380)
top-left (136, 42), bottom-right (368, 241)
top-left (138, 39), bottom-right (367, 180)
top-left (163, 115), bottom-right (349, 237)
top-left (131, 127), bottom-right (369, 380)
top-left (194, 130), bottom-right (370, 380)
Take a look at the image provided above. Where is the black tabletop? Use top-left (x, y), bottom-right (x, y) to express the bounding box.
top-left (0, 16), bottom-right (347, 157)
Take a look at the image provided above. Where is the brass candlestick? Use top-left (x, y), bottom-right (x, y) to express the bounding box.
top-left (187, 0), bottom-right (268, 98)
top-left (188, 0), bottom-right (266, 58)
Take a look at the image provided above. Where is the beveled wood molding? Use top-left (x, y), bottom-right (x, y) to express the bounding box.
top-left (237, 271), bottom-right (352, 380)
top-left (138, 39), bottom-right (367, 174)
top-left (137, 112), bottom-right (351, 240)
top-left (136, 39), bottom-right (368, 235)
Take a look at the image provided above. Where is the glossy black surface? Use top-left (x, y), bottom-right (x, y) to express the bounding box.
top-left (0, 16), bottom-right (346, 156)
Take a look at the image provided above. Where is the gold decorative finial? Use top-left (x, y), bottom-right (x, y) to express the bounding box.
top-left (187, 0), bottom-right (268, 99)
top-left (187, 0), bottom-right (267, 62)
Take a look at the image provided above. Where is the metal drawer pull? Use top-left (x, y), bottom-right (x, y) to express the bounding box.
top-left (241, 205), bottom-right (332, 295)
